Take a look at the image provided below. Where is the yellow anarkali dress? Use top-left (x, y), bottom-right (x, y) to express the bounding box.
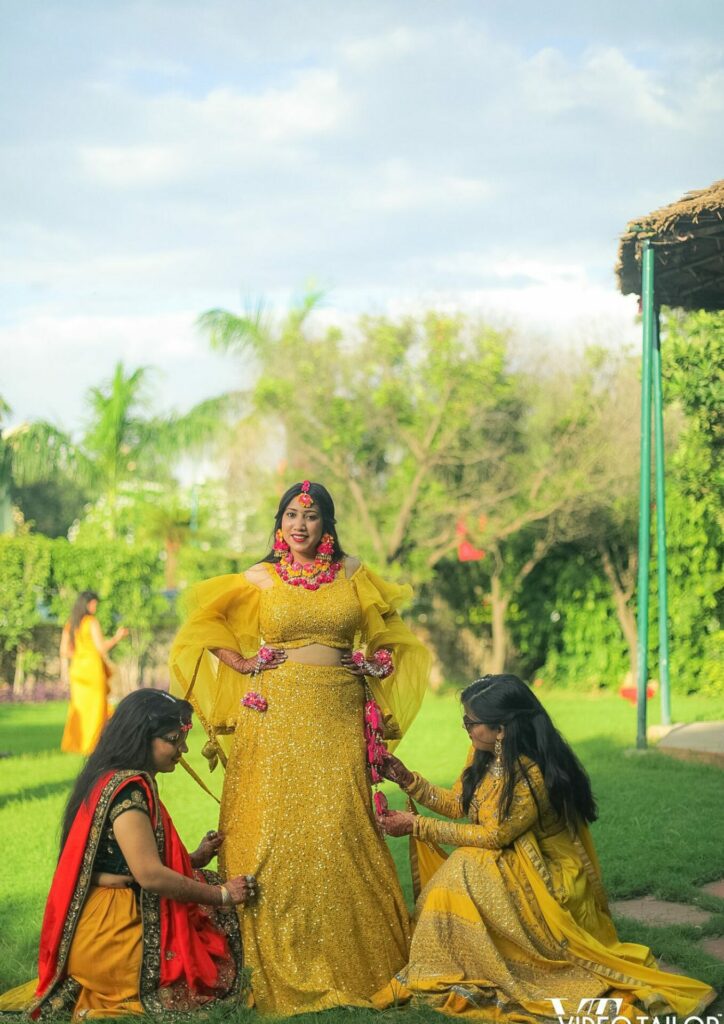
top-left (374, 755), bottom-right (716, 1023)
top-left (61, 615), bottom-right (111, 755)
top-left (169, 562), bottom-right (430, 1016)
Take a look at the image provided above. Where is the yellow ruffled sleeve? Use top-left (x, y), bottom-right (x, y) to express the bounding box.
top-left (351, 565), bottom-right (431, 749)
top-left (169, 573), bottom-right (262, 759)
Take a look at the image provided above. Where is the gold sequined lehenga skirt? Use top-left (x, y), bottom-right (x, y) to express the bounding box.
top-left (219, 661), bottom-right (411, 1016)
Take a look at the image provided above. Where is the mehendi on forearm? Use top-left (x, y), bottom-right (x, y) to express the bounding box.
top-left (146, 865), bottom-right (224, 906)
top-left (210, 647), bottom-right (250, 674)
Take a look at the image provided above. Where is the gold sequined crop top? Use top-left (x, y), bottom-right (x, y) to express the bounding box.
top-left (258, 564), bottom-right (363, 649)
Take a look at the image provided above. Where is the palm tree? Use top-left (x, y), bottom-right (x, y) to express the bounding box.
top-left (80, 362), bottom-right (242, 537)
top-left (2, 364), bottom-right (243, 537)
top-left (1, 397), bottom-right (83, 534)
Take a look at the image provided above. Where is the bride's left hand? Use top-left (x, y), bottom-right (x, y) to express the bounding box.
top-left (340, 653), bottom-right (366, 677)
top-left (376, 810), bottom-right (415, 837)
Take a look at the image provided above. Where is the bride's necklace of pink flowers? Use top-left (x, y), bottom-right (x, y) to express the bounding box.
top-left (274, 547), bottom-right (342, 590)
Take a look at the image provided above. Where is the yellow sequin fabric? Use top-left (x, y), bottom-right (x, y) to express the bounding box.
top-left (168, 563), bottom-right (432, 1015)
top-left (373, 755), bottom-right (715, 1023)
top-left (220, 660), bottom-right (410, 1015)
top-left (258, 563), bottom-right (363, 648)
top-left (168, 563), bottom-right (431, 749)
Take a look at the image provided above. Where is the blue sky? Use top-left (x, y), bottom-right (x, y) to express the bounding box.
top-left (2, 0), bottom-right (723, 432)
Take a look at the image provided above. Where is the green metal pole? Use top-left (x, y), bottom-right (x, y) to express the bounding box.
top-left (652, 309), bottom-right (671, 724)
top-left (636, 240), bottom-right (655, 749)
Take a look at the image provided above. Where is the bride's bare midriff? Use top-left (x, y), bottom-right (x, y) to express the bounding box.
top-left (282, 644), bottom-right (350, 666)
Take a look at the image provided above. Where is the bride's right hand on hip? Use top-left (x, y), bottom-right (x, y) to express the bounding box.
top-left (211, 647), bottom-right (286, 675)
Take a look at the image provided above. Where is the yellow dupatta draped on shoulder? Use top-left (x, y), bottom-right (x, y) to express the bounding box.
top-left (169, 564), bottom-right (431, 766)
top-left (169, 574), bottom-right (262, 762)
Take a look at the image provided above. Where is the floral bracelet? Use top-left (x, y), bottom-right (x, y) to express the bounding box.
top-left (351, 647), bottom-right (394, 679)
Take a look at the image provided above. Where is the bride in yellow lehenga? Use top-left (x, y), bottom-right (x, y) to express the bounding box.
top-left (375, 674), bottom-right (716, 1024)
top-left (169, 480), bottom-right (431, 1016)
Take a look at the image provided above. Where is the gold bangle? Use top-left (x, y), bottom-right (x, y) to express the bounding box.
top-left (220, 885), bottom-right (231, 907)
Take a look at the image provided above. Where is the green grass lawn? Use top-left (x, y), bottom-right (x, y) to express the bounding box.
top-left (1, 689), bottom-right (723, 1005)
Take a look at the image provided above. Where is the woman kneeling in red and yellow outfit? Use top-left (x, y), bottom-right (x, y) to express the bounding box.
top-left (1, 689), bottom-right (252, 1019)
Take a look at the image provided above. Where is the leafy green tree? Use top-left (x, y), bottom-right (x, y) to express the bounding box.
top-left (3, 364), bottom-right (243, 540)
top-left (1, 399), bottom-right (83, 535)
top-left (0, 535), bottom-right (52, 691)
top-left (654, 311), bottom-right (723, 693)
top-left (80, 363), bottom-right (242, 538)
top-left (49, 539), bottom-right (171, 692)
top-left (201, 300), bottom-right (625, 673)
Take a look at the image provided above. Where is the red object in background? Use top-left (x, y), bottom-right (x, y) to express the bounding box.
top-left (456, 519), bottom-right (485, 562)
top-left (619, 683), bottom-right (657, 705)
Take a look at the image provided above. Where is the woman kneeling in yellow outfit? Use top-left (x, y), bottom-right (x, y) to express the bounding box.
top-left (375, 674), bottom-right (716, 1024)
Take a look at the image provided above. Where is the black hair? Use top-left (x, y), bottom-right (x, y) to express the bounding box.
top-left (460, 674), bottom-right (597, 828)
top-left (260, 481), bottom-right (347, 563)
top-left (68, 590), bottom-right (100, 650)
top-left (59, 689), bottom-right (193, 853)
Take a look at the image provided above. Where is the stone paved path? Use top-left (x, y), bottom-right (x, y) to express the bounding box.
top-left (648, 720), bottom-right (724, 768)
top-left (611, 896), bottom-right (712, 927)
top-left (611, 876), bottom-right (724, 998)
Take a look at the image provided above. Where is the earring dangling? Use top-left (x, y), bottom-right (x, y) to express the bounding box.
top-left (273, 528), bottom-right (289, 559)
top-left (490, 736), bottom-right (504, 780)
top-left (316, 533), bottom-right (335, 564)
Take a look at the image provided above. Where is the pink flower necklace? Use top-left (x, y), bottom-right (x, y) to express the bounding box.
top-left (274, 538), bottom-right (342, 591)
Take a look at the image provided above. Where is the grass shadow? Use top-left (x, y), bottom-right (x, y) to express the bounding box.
top-left (0, 779), bottom-right (73, 811)
top-left (0, 704), bottom-right (66, 758)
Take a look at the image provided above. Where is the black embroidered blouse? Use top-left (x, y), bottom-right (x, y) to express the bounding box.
top-left (93, 782), bottom-right (150, 877)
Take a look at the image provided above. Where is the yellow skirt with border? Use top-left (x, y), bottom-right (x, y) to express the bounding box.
top-left (373, 830), bottom-right (716, 1023)
top-left (0, 886), bottom-right (142, 1020)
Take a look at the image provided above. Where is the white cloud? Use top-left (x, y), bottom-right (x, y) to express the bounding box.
top-left (1, 2), bottom-right (721, 434)
top-left (80, 145), bottom-right (183, 186)
top-left (76, 69), bottom-right (352, 190)
top-left (522, 46), bottom-right (682, 127)
top-left (352, 160), bottom-right (495, 212)
top-left (159, 70), bottom-right (350, 145)
top-left (341, 26), bottom-right (427, 67)
top-left (0, 312), bottom-right (234, 431)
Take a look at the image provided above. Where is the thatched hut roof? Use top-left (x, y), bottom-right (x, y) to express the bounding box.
top-left (616, 179), bottom-right (724, 311)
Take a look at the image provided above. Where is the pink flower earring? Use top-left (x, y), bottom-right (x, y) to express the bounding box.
top-left (273, 528), bottom-right (289, 559)
top-left (316, 533), bottom-right (335, 563)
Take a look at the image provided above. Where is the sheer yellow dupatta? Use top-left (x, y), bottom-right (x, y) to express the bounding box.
top-left (351, 565), bottom-right (431, 750)
top-left (169, 574), bottom-right (262, 769)
top-left (407, 797), bottom-right (448, 903)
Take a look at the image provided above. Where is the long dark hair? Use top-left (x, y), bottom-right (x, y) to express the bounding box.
top-left (460, 675), bottom-right (597, 828)
top-left (67, 590), bottom-right (99, 649)
top-left (59, 689), bottom-right (193, 853)
top-left (260, 481), bottom-right (347, 563)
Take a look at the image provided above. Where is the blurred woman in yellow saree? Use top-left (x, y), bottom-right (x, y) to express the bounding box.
top-left (376, 675), bottom-right (716, 1024)
top-left (169, 480), bottom-right (431, 1016)
top-left (60, 590), bottom-right (127, 755)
